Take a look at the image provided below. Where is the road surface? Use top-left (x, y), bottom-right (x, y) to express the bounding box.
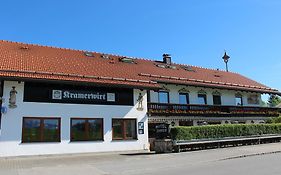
top-left (1, 143), bottom-right (281, 175)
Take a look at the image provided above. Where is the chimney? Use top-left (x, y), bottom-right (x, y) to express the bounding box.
top-left (163, 54), bottom-right (172, 65)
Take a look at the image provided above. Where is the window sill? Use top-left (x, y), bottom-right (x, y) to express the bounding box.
top-left (69, 140), bottom-right (104, 143)
top-left (112, 139), bottom-right (138, 141)
top-left (21, 141), bottom-right (61, 144)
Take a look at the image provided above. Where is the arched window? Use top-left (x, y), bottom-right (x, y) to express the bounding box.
top-left (212, 91), bottom-right (222, 105)
top-left (158, 86), bottom-right (170, 103)
top-left (178, 88), bottom-right (189, 104)
top-left (198, 89), bottom-right (207, 105)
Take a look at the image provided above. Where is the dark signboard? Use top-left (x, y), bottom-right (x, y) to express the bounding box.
top-left (155, 123), bottom-right (170, 139)
top-left (24, 82), bottom-right (133, 106)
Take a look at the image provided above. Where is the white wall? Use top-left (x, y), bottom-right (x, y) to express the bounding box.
top-left (149, 84), bottom-right (262, 106)
top-left (0, 81), bottom-right (149, 157)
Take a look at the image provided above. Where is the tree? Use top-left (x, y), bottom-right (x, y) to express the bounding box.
top-left (268, 95), bottom-right (281, 107)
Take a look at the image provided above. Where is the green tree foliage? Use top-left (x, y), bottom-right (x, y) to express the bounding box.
top-left (268, 95), bottom-right (281, 107)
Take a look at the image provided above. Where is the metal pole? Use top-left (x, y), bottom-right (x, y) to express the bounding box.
top-left (226, 62), bottom-right (228, 72)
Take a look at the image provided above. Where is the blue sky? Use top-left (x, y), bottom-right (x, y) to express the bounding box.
top-left (1, 1), bottom-right (281, 97)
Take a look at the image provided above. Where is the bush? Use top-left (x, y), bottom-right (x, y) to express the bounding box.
top-left (170, 124), bottom-right (281, 141)
top-left (273, 116), bottom-right (281, 123)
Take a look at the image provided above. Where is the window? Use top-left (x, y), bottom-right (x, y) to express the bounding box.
top-left (22, 117), bottom-right (60, 143)
top-left (235, 93), bottom-right (243, 106)
top-left (213, 95), bottom-right (222, 105)
top-left (158, 91), bottom-right (169, 103)
top-left (235, 97), bottom-right (243, 106)
top-left (179, 93), bottom-right (189, 104)
top-left (71, 118), bottom-right (103, 141)
top-left (112, 119), bottom-right (137, 140)
top-left (198, 94), bottom-right (207, 105)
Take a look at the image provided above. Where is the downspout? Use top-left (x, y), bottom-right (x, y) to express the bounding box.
top-left (0, 80), bottom-right (3, 131)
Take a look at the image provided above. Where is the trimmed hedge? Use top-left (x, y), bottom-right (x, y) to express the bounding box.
top-left (170, 124), bottom-right (281, 141)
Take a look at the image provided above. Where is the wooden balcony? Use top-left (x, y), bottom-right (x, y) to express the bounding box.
top-left (147, 102), bottom-right (281, 117)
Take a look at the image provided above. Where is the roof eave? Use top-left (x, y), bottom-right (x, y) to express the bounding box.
top-left (0, 76), bottom-right (160, 91)
top-left (155, 80), bottom-right (281, 95)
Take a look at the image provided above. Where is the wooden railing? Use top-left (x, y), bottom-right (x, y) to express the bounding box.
top-left (147, 103), bottom-right (281, 117)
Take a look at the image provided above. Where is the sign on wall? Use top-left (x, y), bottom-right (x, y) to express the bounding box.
top-left (24, 82), bottom-right (134, 106)
top-left (138, 122), bottom-right (144, 134)
top-left (52, 90), bottom-right (115, 102)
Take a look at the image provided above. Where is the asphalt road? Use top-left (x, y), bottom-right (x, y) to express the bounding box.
top-left (1, 143), bottom-right (281, 175)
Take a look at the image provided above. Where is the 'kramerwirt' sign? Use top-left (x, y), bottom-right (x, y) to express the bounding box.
top-left (52, 90), bottom-right (115, 102)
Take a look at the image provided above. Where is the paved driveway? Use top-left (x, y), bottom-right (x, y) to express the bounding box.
top-left (1, 143), bottom-right (281, 175)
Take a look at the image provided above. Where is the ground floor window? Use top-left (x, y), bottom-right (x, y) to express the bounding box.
top-left (71, 118), bottom-right (103, 141)
top-left (112, 119), bottom-right (137, 140)
top-left (22, 117), bottom-right (61, 143)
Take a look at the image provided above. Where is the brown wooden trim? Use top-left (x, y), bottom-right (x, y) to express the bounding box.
top-left (147, 102), bottom-right (281, 117)
top-left (112, 118), bottom-right (137, 141)
top-left (70, 118), bottom-right (104, 142)
top-left (22, 117), bottom-right (61, 143)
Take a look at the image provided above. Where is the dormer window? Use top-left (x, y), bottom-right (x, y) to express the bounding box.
top-left (119, 57), bottom-right (135, 64)
top-left (84, 51), bottom-right (94, 57)
top-left (156, 64), bottom-right (177, 69)
top-left (101, 54), bottom-right (112, 60)
top-left (181, 65), bottom-right (195, 72)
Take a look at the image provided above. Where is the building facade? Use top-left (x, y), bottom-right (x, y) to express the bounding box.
top-left (0, 40), bottom-right (280, 157)
top-left (0, 81), bottom-right (149, 157)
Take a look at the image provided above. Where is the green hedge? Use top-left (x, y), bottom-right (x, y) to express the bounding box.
top-left (170, 124), bottom-right (281, 141)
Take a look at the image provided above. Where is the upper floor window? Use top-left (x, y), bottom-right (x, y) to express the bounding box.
top-left (158, 91), bottom-right (169, 103)
top-left (212, 91), bottom-right (221, 105)
top-left (198, 90), bottom-right (207, 105)
top-left (213, 95), bottom-right (222, 105)
top-left (179, 93), bottom-right (189, 104)
top-left (235, 93), bottom-right (243, 106)
top-left (198, 94), bottom-right (207, 105)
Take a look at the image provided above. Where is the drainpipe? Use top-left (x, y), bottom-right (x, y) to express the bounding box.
top-left (0, 80), bottom-right (3, 132)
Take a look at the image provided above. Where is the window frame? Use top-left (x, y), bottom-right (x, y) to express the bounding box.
top-left (112, 119), bottom-right (137, 141)
top-left (158, 91), bottom-right (170, 104)
top-left (198, 94), bottom-right (207, 105)
top-left (179, 92), bottom-right (190, 104)
top-left (213, 95), bottom-right (222, 105)
top-left (235, 93), bottom-right (243, 106)
top-left (22, 117), bottom-right (61, 143)
top-left (235, 96), bottom-right (243, 106)
top-left (70, 118), bottom-right (104, 142)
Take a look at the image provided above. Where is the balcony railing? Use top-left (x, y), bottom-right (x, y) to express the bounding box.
top-left (147, 102), bottom-right (281, 117)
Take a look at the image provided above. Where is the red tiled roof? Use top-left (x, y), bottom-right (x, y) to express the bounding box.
top-left (0, 40), bottom-right (279, 94)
